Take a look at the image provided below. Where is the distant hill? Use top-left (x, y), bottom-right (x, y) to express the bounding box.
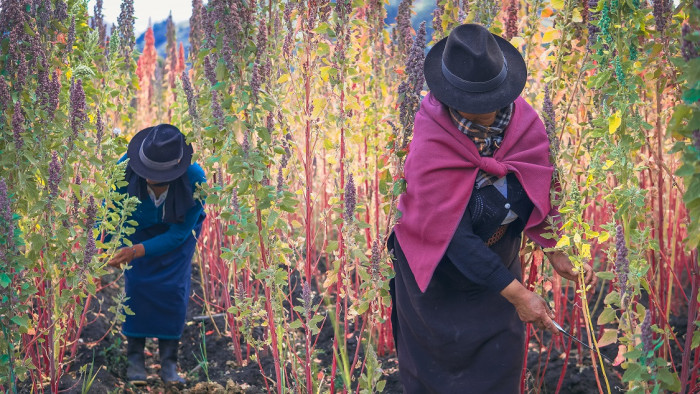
top-left (135, 19), bottom-right (190, 61)
top-left (134, 3), bottom-right (434, 62)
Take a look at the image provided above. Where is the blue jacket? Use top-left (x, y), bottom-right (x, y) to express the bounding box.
top-left (117, 155), bottom-right (206, 257)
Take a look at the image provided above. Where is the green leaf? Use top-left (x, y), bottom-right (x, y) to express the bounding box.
top-left (597, 329), bottom-right (618, 347)
top-left (596, 271), bottom-right (615, 280)
top-left (622, 363), bottom-right (644, 383)
top-left (657, 369), bottom-right (681, 391)
top-left (0, 273), bottom-right (11, 288)
top-left (597, 307), bottom-right (617, 325)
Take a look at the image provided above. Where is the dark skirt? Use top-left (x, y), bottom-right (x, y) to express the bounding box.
top-left (122, 224), bottom-right (201, 339)
top-left (389, 227), bottom-right (525, 394)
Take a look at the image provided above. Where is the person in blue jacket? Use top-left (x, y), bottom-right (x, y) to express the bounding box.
top-left (107, 124), bottom-right (206, 385)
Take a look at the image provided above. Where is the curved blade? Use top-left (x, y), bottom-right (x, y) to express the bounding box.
top-left (552, 321), bottom-right (614, 364)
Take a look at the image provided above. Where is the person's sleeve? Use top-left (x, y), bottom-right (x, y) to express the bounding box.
top-left (445, 207), bottom-right (516, 293)
top-left (140, 164), bottom-right (206, 257)
top-left (141, 202), bottom-right (204, 256)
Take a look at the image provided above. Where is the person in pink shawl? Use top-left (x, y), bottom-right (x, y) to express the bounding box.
top-left (388, 24), bottom-right (595, 393)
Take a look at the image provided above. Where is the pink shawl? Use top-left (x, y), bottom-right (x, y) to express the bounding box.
top-left (394, 93), bottom-right (559, 292)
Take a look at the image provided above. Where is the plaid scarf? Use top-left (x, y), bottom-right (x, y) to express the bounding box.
top-left (449, 103), bottom-right (514, 188)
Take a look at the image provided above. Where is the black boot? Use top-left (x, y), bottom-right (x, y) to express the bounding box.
top-left (126, 336), bottom-right (147, 385)
top-left (158, 338), bottom-right (185, 384)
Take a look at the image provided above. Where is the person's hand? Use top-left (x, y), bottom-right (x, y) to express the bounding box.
top-left (107, 244), bottom-right (145, 268)
top-left (501, 280), bottom-right (559, 335)
top-left (546, 251), bottom-right (596, 288)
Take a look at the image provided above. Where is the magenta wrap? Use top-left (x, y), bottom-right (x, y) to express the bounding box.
top-left (394, 92), bottom-right (559, 292)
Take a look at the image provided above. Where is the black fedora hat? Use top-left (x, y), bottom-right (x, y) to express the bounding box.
top-left (424, 24), bottom-right (527, 114)
top-left (126, 124), bottom-right (193, 183)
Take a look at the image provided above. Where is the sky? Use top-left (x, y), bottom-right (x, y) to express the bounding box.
top-left (89, 0), bottom-right (434, 36)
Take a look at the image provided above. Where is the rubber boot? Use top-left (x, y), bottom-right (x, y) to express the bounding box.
top-left (158, 338), bottom-right (185, 384)
top-left (126, 336), bottom-right (147, 385)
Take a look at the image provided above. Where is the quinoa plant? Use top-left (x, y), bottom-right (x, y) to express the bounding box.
top-left (0, 0), bottom-right (137, 391)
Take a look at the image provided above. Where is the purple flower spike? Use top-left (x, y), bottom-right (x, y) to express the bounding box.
top-left (0, 178), bottom-right (13, 240)
top-left (70, 78), bottom-right (87, 135)
top-left (0, 78), bottom-right (10, 112)
top-left (211, 91), bottom-right (224, 129)
top-left (48, 70), bottom-right (61, 121)
top-left (96, 109), bottom-right (104, 149)
top-left (48, 151), bottom-right (62, 199)
top-left (204, 55), bottom-right (217, 86)
top-left (614, 224), bottom-right (629, 300)
top-left (67, 16), bottom-right (75, 53)
top-left (543, 84), bottom-right (556, 136)
top-left (85, 195), bottom-right (97, 230)
top-left (181, 71), bottom-right (198, 120)
top-left (641, 312), bottom-right (652, 355)
top-left (344, 173), bottom-right (356, 223)
top-left (370, 240), bottom-right (381, 279)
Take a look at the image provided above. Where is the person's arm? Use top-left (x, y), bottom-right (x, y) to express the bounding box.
top-left (140, 164), bottom-right (206, 257)
top-left (446, 208), bottom-right (559, 335)
top-left (444, 208), bottom-right (515, 293)
top-left (140, 201), bottom-right (204, 256)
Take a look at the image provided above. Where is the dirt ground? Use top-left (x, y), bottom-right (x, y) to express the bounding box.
top-left (48, 262), bottom-right (688, 394)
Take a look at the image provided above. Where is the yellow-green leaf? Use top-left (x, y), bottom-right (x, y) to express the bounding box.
top-left (277, 74), bottom-right (290, 84)
top-left (555, 235), bottom-right (570, 248)
top-left (597, 329), bottom-right (618, 347)
top-left (609, 111), bottom-right (622, 134)
top-left (580, 243), bottom-right (591, 259)
top-left (550, 0), bottom-right (565, 10)
top-left (542, 28), bottom-right (560, 43)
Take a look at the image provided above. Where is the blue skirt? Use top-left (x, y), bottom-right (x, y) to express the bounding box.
top-left (122, 225), bottom-right (200, 339)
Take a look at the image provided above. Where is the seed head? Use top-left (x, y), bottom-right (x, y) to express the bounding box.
top-left (543, 84), bottom-right (556, 136)
top-left (231, 187), bottom-right (240, 216)
top-left (682, 24), bottom-right (699, 61)
top-left (48, 151), bottom-right (62, 199)
top-left (67, 16), bottom-right (75, 53)
top-left (0, 178), bottom-right (13, 243)
top-left (302, 281), bottom-right (312, 318)
top-left (48, 70), bottom-right (61, 120)
top-left (94, 0), bottom-right (106, 45)
top-left (344, 173), bottom-right (356, 223)
top-left (614, 224), bottom-right (629, 299)
top-left (204, 55), bottom-right (217, 86)
top-left (190, 0), bottom-right (204, 56)
top-left (181, 71), bottom-right (198, 119)
top-left (251, 62), bottom-right (262, 103)
top-left (211, 90), bottom-right (224, 129)
top-left (118, 0), bottom-right (135, 65)
top-left (0, 78), bottom-right (9, 112)
top-left (95, 108), bottom-right (104, 150)
top-left (653, 0), bottom-right (667, 34)
top-left (85, 195), bottom-right (97, 230)
top-left (396, 0), bottom-right (413, 56)
top-left (370, 240), bottom-right (381, 279)
top-left (54, 0), bottom-right (68, 21)
top-left (506, 0), bottom-right (519, 40)
top-left (641, 312), bottom-right (652, 355)
top-left (70, 78), bottom-right (87, 135)
top-left (242, 131), bottom-right (251, 158)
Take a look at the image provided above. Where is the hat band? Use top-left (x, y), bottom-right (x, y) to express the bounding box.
top-left (441, 57), bottom-right (508, 93)
top-left (139, 141), bottom-right (183, 171)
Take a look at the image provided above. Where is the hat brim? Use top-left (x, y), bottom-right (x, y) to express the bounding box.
top-left (424, 34), bottom-right (527, 114)
top-left (126, 127), bottom-right (193, 183)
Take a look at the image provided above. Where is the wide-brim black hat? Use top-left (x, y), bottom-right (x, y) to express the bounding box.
top-left (126, 124), bottom-right (193, 183)
top-left (424, 24), bottom-right (527, 114)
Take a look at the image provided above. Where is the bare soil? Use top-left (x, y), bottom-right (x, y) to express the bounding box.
top-left (51, 263), bottom-right (688, 394)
